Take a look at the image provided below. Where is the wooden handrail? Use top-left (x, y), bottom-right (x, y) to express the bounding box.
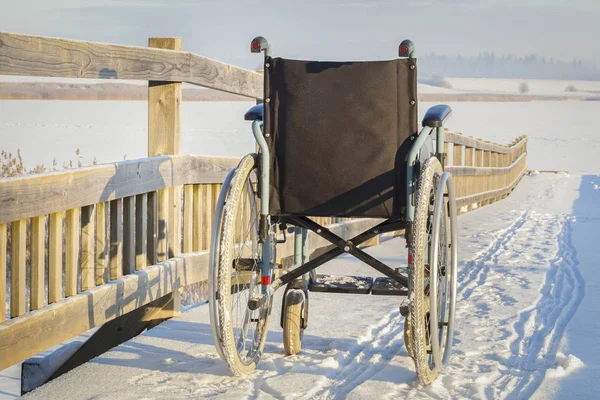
top-left (0, 155), bottom-right (238, 224)
top-left (0, 32), bottom-right (263, 99)
top-left (446, 132), bottom-right (527, 154)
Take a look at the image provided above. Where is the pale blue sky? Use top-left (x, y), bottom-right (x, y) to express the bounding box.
top-left (0, 0), bottom-right (597, 68)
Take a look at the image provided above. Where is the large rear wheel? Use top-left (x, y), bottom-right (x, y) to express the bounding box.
top-left (409, 157), bottom-right (457, 385)
top-left (209, 154), bottom-right (273, 375)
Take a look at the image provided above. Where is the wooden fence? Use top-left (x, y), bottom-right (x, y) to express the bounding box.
top-left (0, 32), bottom-right (527, 376)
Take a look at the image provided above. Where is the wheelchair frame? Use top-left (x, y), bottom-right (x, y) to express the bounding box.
top-left (245, 38), bottom-right (451, 309)
top-left (209, 36), bottom-right (458, 385)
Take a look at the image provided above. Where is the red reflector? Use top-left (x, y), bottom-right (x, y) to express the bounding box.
top-left (252, 41), bottom-right (260, 50)
top-left (408, 253), bottom-right (413, 264)
top-left (261, 275), bottom-right (271, 285)
top-left (400, 45), bottom-right (409, 54)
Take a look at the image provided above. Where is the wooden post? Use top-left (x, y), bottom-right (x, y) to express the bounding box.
top-left (0, 224), bottom-right (6, 322)
top-left (147, 37), bottom-right (182, 320)
top-left (148, 37), bottom-right (182, 260)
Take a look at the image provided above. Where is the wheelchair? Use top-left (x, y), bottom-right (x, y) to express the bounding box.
top-left (208, 37), bottom-right (458, 385)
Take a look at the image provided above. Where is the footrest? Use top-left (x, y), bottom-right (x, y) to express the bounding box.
top-left (309, 274), bottom-right (374, 294)
top-left (371, 277), bottom-right (408, 296)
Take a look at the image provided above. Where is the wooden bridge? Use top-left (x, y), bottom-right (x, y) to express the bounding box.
top-left (0, 32), bottom-right (527, 395)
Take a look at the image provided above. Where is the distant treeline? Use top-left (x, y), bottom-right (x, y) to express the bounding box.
top-left (420, 53), bottom-right (600, 81)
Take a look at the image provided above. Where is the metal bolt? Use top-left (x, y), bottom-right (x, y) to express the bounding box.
top-left (373, 230), bottom-right (379, 234)
top-left (265, 63), bottom-right (270, 67)
top-left (410, 100), bottom-right (416, 105)
top-left (410, 65), bottom-right (415, 70)
top-left (265, 98), bottom-right (271, 103)
top-left (265, 133), bottom-right (270, 137)
top-left (317, 229), bottom-right (322, 233)
top-left (344, 246), bottom-right (350, 252)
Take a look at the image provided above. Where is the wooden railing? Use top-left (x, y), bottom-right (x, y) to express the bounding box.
top-left (0, 32), bottom-right (527, 379)
top-left (444, 132), bottom-right (528, 212)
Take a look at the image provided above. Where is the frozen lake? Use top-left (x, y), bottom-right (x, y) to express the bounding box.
top-left (1, 100), bottom-right (599, 174)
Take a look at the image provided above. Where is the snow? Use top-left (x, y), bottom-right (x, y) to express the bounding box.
top-left (443, 78), bottom-right (600, 98)
top-left (16, 171), bottom-right (600, 399)
top-left (2, 97), bottom-right (600, 398)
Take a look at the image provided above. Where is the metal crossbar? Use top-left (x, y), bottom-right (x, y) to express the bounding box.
top-left (287, 217), bottom-right (409, 288)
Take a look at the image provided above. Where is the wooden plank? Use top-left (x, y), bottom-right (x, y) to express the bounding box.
top-left (0, 154), bottom-right (239, 225)
top-left (48, 212), bottom-right (63, 304)
top-left (192, 185), bottom-right (203, 252)
top-left (80, 205), bottom-right (95, 292)
top-left (135, 193), bottom-right (148, 271)
top-left (0, 224), bottom-right (6, 322)
top-left (183, 185), bottom-right (194, 253)
top-left (10, 220), bottom-right (26, 318)
top-left (109, 199), bottom-right (123, 281)
top-left (147, 192), bottom-right (158, 265)
top-left (30, 216), bottom-right (45, 311)
top-left (202, 185), bottom-right (214, 250)
top-left (453, 144), bottom-right (463, 167)
top-left (123, 196), bottom-right (135, 275)
top-left (465, 147), bottom-right (474, 167)
top-left (65, 208), bottom-right (80, 297)
top-left (0, 217), bottom-right (376, 371)
top-left (0, 32), bottom-right (262, 99)
top-left (157, 189), bottom-right (169, 262)
top-left (95, 203), bottom-right (108, 285)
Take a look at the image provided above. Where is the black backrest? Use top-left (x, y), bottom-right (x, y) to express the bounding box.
top-left (264, 57), bottom-right (418, 218)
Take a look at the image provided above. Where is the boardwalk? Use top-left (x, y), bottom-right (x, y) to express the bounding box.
top-left (20, 173), bottom-right (598, 399)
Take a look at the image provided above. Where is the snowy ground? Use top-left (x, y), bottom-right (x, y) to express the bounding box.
top-left (18, 172), bottom-right (599, 399)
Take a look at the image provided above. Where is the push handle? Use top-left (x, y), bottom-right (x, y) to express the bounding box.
top-left (251, 36), bottom-right (269, 53)
top-left (399, 39), bottom-right (415, 58)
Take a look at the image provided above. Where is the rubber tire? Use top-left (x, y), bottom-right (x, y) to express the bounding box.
top-left (215, 154), bottom-right (272, 376)
top-left (283, 290), bottom-right (305, 356)
top-left (409, 157), bottom-right (445, 385)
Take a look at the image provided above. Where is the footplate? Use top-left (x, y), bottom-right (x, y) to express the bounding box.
top-left (371, 277), bottom-right (408, 296)
top-left (309, 274), bottom-right (373, 294)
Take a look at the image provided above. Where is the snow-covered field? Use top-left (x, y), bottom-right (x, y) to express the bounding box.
top-left (1, 94), bottom-right (600, 399)
top-left (2, 99), bottom-right (599, 174)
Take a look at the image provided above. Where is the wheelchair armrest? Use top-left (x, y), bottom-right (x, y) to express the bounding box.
top-left (422, 104), bottom-right (452, 128)
top-left (244, 103), bottom-right (264, 121)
